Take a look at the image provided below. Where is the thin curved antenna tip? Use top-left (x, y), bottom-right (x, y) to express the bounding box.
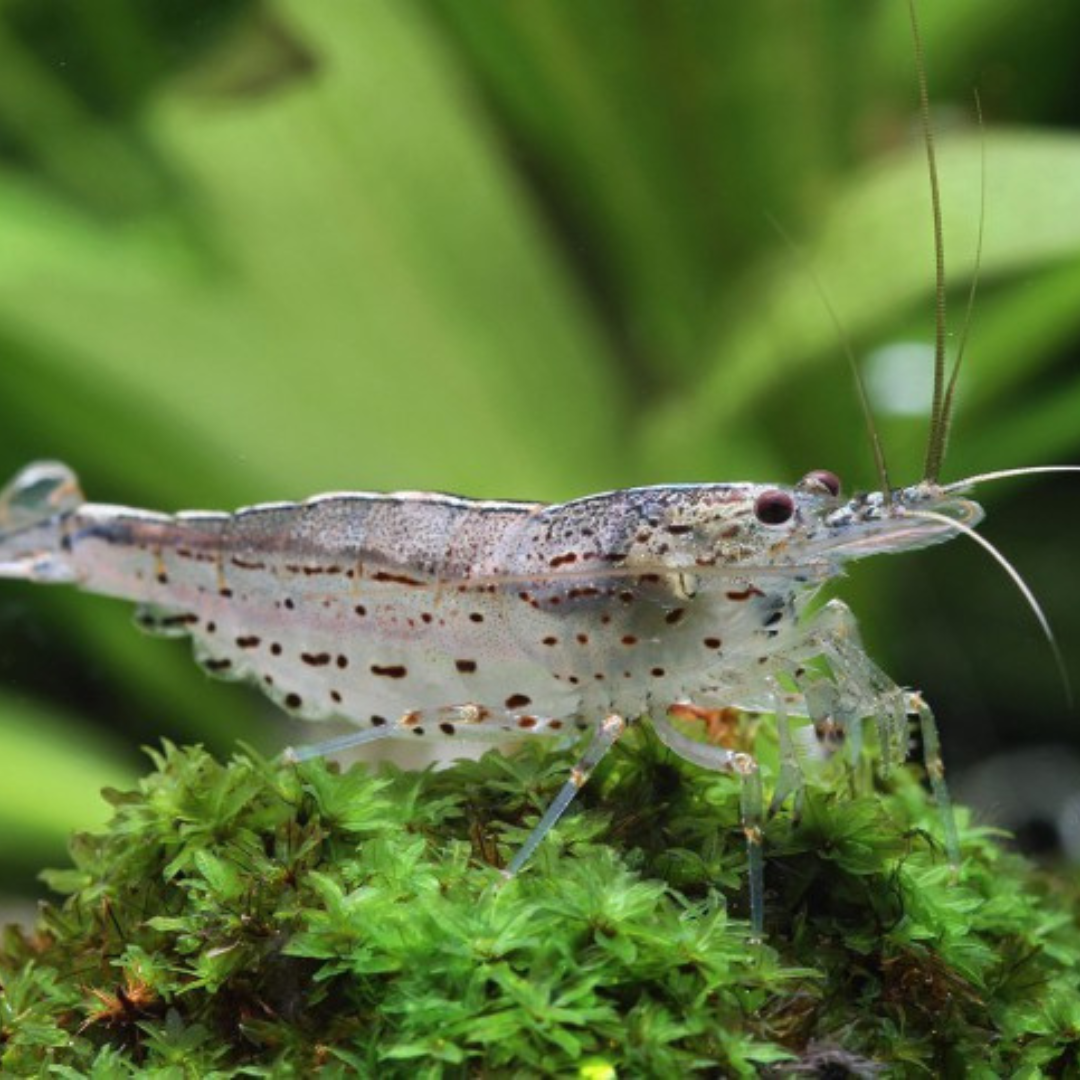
top-left (904, 506), bottom-right (1074, 709)
top-left (943, 465), bottom-right (1080, 493)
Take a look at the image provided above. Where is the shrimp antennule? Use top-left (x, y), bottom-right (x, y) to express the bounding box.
top-left (902, 505), bottom-right (1073, 707)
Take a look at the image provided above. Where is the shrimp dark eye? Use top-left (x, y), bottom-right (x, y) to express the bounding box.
top-left (754, 490), bottom-right (795, 525)
top-left (800, 469), bottom-right (842, 497)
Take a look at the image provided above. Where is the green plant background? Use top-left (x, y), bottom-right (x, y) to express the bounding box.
top-left (1, 0), bottom-right (1079, 902)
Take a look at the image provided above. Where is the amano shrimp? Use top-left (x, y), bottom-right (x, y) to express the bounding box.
top-left (0, 458), bottom-right (1032, 934)
top-left (3, 1), bottom-right (1078, 937)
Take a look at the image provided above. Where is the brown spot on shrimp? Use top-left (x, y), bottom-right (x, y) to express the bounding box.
top-left (371, 664), bottom-right (407, 679)
top-left (231, 556), bottom-right (266, 570)
top-left (373, 571), bottom-right (425, 587)
top-left (549, 552), bottom-right (578, 568)
top-left (727, 586), bottom-right (765, 602)
top-left (162, 613), bottom-right (199, 627)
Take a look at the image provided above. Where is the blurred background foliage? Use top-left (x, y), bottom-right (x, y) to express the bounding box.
top-left (2, 0), bottom-right (1080, 901)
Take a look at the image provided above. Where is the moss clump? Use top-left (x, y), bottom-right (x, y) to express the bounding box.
top-left (2, 732), bottom-right (1079, 1076)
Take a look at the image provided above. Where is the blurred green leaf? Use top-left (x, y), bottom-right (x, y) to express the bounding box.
top-left (0, 0), bottom-right (625, 505)
top-left (0, 692), bottom-right (132, 863)
top-left (641, 131), bottom-right (1080, 480)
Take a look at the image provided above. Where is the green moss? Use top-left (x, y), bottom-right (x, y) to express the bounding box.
top-left (2, 731), bottom-right (1079, 1076)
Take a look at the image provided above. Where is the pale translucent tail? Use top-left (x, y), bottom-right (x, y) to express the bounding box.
top-left (0, 461), bottom-right (84, 583)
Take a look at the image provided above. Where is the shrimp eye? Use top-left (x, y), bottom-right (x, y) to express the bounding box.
top-left (754, 490), bottom-right (795, 526)
top-left (800, 469), bottom-right (842, 498)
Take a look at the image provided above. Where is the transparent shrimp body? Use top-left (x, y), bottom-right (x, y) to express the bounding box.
top-left (0, 461), bottom-right (983, 933)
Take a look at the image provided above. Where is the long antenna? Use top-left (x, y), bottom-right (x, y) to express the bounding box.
top-left (936, 90), bottom-right (987, 469)
top-left (905, 507), bottom-right (1074, 708)
top-left (908, 0), bottom-right (950, 483)
top-left (943, 465), bottom-right (1080, 492)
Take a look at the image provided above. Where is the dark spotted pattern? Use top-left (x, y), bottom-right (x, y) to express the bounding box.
top-left (68, 482), bottom-right (823, 733)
